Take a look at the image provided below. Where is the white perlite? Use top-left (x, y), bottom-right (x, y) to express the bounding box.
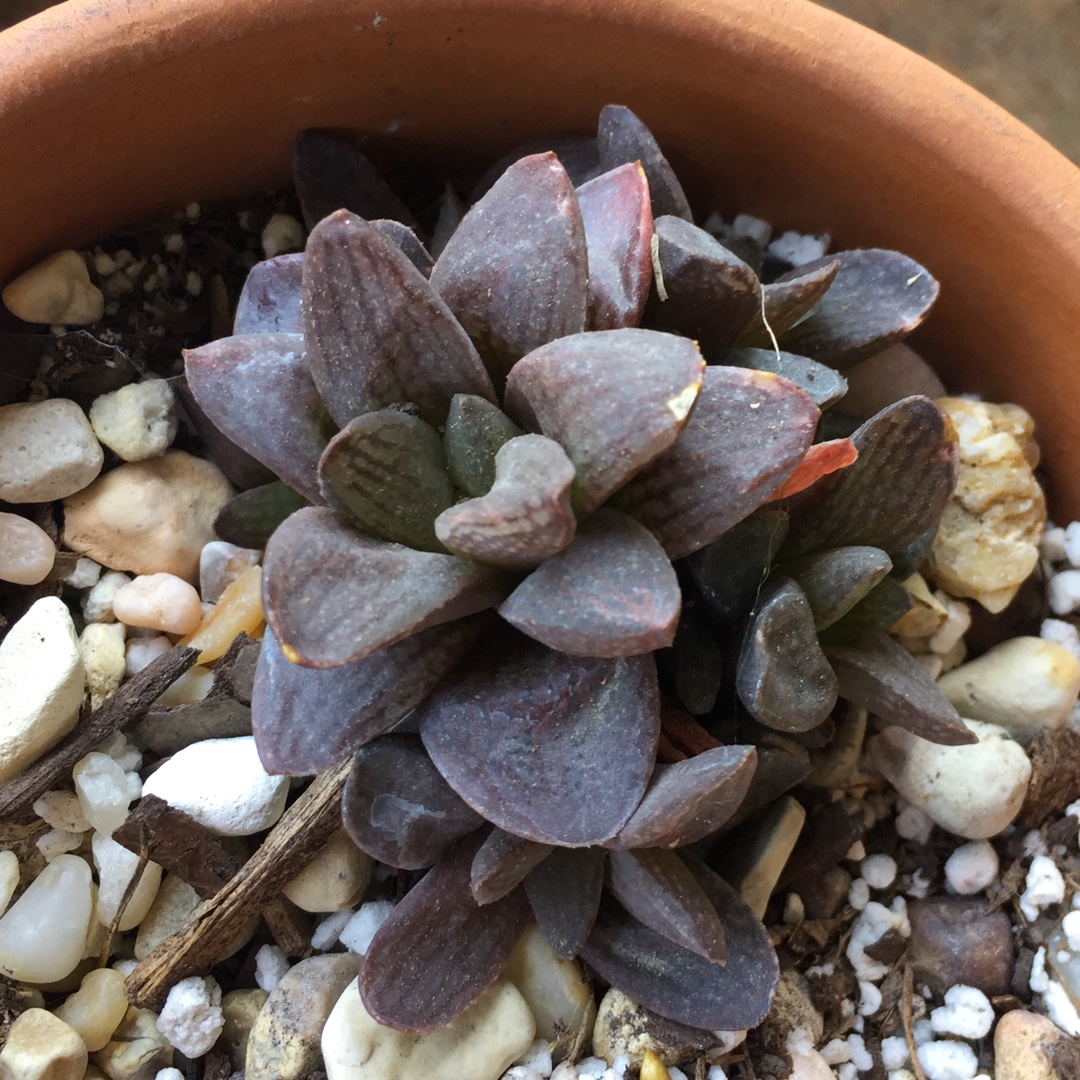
top-left (1020, 854), bottom-right (1066, 921)
top-left (1043, 979), bottom-right (1080, 1036)
top-left (943, 841), bottom-right (998, 895)
top-left (262, 213), bottom-right (305, 258)
top-left (74, 750), bottom-right (141, 834)
top-left (847, 900), bottom-right (910, 982)
top-left (89, 378), bottom-right (178, 461)
top-left (340, 901), bottom-right (395, 955)
top-left (83, 569), bottom-right (132, 623)
top-left (157, 975), bottom-right (224, 1058)
top-left (916, 1041), bottom-right (978, 1080)
top-left (0, 398), bottom-right (104, 502)
top-left (2, 249), bottom-right (104, 324)
top-left (860, 854), bottom-right (897, 890)
top-left (929, 986), bottom-right (993, 1039)
top-left (254, 944), bottom-right (290, 993)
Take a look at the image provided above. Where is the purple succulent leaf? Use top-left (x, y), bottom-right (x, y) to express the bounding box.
top-left (503, 328), bottom-right (704, 515)
top-left (719, 347), bottom-right (848, 409)
top-left (234, 254), bottom-right (304, 334)
top-left (341, 735), bottom-right (485, 869)
top-left (359, 830), bottom-right (532, 1031)
top-left (371, 219), bottom-right (434, 277)
top-left (184, 333), bottom-right (330, 504)
top-left (581, 875), bottom-right (779, 1030)
top-left (303, 210), bottom-right (496, 427)
top-left (618, 366), bottom-right (819, 560)
top-left (419, 636), bottom-right (660, 846)
top-left (736, 575), bottom-right (838, 733)
top-left (318, 410), bottom-right (454, 552)
top-left (825, 631), bottom-right (977, 745)
top-left (781, 396), bottom-right (959, 557)
top-left (443, 394), bottom-right (523, 498)
top-left (470, 830), bottom-right (554, 906)
top-left (577, 163), bottom-right (654, 330)
top-left (779, 249), bottom-right (940, 369)
top-left (263, 506), bottom-right (509, 667)
top-left (435, 434), bottom-right (576, 570)
top-left (607, 848), bottom-right (726, 963)
top-left (293, 129), bottom-right (416, 230)
top-left (735, 258), bottom-right (840, 346)
top-left (596, 105), bottom-right (692, 221)
top-left (644, 216), bottom-right (763, 353)
top-left (251, 617), bottom-right (486, 775)
top-left (213, 482), bottom-right (308, 550)
top-left (784, 546), bottom-right (893, 631)
top-left (609, 745), bottom-right (758, 849)
top-left (523, 847), bottom-right (606, 959)
top-left (470, 135), bottom-right (603, 202)
top-left (498, 508), bottom-right (680, 656)
top-left (430, 153), bottom-right (589, 384)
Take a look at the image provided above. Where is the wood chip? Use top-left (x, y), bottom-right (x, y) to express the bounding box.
top-left (263, 897), bottom-right (314, 959)
top-left (125, 756), bottom-right (350, 1009)
top-left (1019, 725), bottom-right (1080, 828)
top-left (0, 645), bottom-right (198, 819)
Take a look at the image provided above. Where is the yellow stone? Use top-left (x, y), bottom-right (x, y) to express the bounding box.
top-left (892, 573), bottom-right (948, 638)
top-left (0, 1008), bottom-right (87, 1080)
top-left (54, 968), bottom-right (129, 1052)
top-left (640, 1049), bottom-right (672, 1080)
top-left (179, 565), bottom-right (264, 664)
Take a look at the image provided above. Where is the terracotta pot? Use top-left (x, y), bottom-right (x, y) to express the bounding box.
top-left (1, 0), bottom-right (1079, 512)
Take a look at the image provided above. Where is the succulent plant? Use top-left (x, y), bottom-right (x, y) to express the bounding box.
top-left (184, 105), bottom-right (971, 1036)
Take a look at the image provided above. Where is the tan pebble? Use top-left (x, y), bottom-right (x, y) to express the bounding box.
top-left (179, 565), bottom-right (264, 664)
top-left (112, 573), bottom-right (203, 635)
top-left (927, 397), bottom-right (1046, 613)
top-left (892, 573), bottom-right (947, 638)
top-left (91, 1006), bottom-right (172, 1080)
top-left (759, 969), bottom-right (824, 1053)
top-left (993, 1008), bottom-right (1065, 1080)
top-left (283, 830), bottom-right (372, 913)
top-left (79, 623), bottom-right (127, 712)
top-left (593, 987), bottom-right (703, 1068)
top-left (220, 989), bottom-right (268, 1071)
top-left (63, 450), bottom-right (233, 583)
top-left (2, 250), bottom-right (104, 325)
top-left (0, 850), bottom-right (19, 915)
top-left (246, 953), bottom-right (362, 1080)
top-left (55, 968), bottom-right (130, 1052)
top-left (0, 512), bottom-right (55, 585)
top-left (0, 1007), bottom-right (87, 1080)
top-left (135, 875), bottom-right (256, 963)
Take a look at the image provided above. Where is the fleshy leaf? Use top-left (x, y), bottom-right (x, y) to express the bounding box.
top-left (618, 366), bottom-right (819, 560)
top-left (214, 482), bottom-right (308, 549)
top-left (318, 410), bottom-right (454, 552)
top-left (664, 601), bottom-right (725, 715)
top-left (443, 394), bottom-right (523, 498)
top-left (577, 163), bottom-right (654, 330)
top-left (341, 735), bottom-right (484, 869)
top-left (293, 129), bottom-right (415, 229)
top-left (784, 546), bottom-right (893, 631)
top-left (470, 135), bottom-right (603, 201)
top-left (769, 439), bottom-right (858, 500)
top-left (372, 219), bottom-right (434, 277)
top-left (234, 254), bottom-right (304, 334)
top-left (504, 328), bottom-right (704, 515)
top-left (184, 333), bottom-right (331, 504)
top-left (360, 831), bottom-right (531, 1031)
top-left (252, 618), bottom-right (486, 775)
top-left (263, 507), bottom-right (507, 667)
top-left (644, 216), bottom-right (762, 353)
top-left (419, 636), bottom-right (660, 846)
top-left (736, 259), bottom-right (840, 345)
top-left (607, 849), bottom-right (726, 963)
top-left (430, 153), bottom-right (588, 384)
top-left (819, 576), bottom-right (913, 643)
top-left (435, 434), bottom-right (576, 569)
top-left (736, 576), bottom-right (838, 732)
top-left (610, 745), bottom-right (758, 849)
top-left (720, 347), bottom-right (848, 408)
top-left (596, 105), bottom-right (692, 221)
top-left (825, 631), bottom-right (977, 745)
top-left (499, 508), bottom-right (680, 655)
top-left (523, 847), bottom-right (606, 959)
top-left (303, 210), bottom-right (496, 427)
top-left (781, 396), bottom-right (959, 557)
top-left (780, 249), bottom-right (940, 368)
top-left (684, 509), bottom-right (789, 626)
top-left (581, 880), bottom-right (779, 1030)
top-left (471, 830), bottom-right (553, 906)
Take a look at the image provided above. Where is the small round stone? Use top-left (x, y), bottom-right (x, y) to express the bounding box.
top-left (54, 967), bottom-right (130, 1052)
top-left (0, 512), bottom-right (56, 585)
top-left (113, 573), bottom-right (203, 635)
top-left (2, 250), bottom-right (104, 325)
top-left (0, 1008), bottom-right (87, 1080)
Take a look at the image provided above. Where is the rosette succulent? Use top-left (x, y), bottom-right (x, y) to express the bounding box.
top-left (184, 105), bottom-right (971, 1035)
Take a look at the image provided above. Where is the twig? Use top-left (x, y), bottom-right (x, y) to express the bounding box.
top-left (100, 847), bottom-right (150, 967)
top-left (902, 965), bottom-right (928, 1080)
top-left (0, 646), bottom-right (198, 819)
top-left (262, 897), bottom-right (314, 958)
top-left (125, 756), bottom-right (350, 1008)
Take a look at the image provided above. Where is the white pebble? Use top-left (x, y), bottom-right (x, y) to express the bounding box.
top-left (861, 854), bottom-right (897, 889)
top-left (34, 789), bottom-right (90, 832)
top-left (895, 801), bottom-right (935, 844)
top-left (767, 230), bottom-right (830, 265)
top-left (74, 751), bottom-right (141, 835)
top-left (156, 1070), bottom-right (185, 1080)
top-left (2, 249), bottom-right (104, 324)
top-left (261, 213), bottom-right (305, 259)
top-left (0, 851), bottom-right (18, 916)
top-left (340, 900), bottom-right (396, 955)
top-left (96, 730), bottom-right (143, 772)
top-left (153, 664), bottom-right (214, 706)
top-left (944, 841), bottom-right (998, 895)
top-left (89, 379), bottom-right (178, 461)
top-left (199, 540), bottom-right (261, 604)
top-left (126, 635), bottom-right (172, 675)
top-left (156, 975), bottom-right (223, 1057)
top-left (0, 512), bottom-right (55, 585)
top-left (37, 827), bottom-right (84, 861)
top-left (64, 556), bottom-right (102, 589)
top-left (916, 1040), bottom-right (978, 1080)
top-left (92, 831), bottom-right (162, 930)
top-left (929, 599), bottom-right (971, 655)
top-left (577, 1059), bottom-right (608, 1078)
top-left (113, 572), bottom-right (203, 635)
top-left (1020, 854), bottom-right (1066, 921)
top-left (83, 570), bottom-right (132, 623)
top-left (1064, 521), bottom-right (1080, 566)
top-left (929, 985), bottom-right (993, 1039)
top-left (1041, 618), bottom-right (1080, 662)
top-left (859, 981), bottom-right (883, 1016)
top-left (311, 908), bottom-right (354, 951)
top-left (254, 943), bottom-right (290, 992)
top-left (881, 1036), bottom-right (909, 1070)
top-left (668, 1069), bottom-right (688, 1080)
top-left (848, 878), bottom-right (870, 910)
top-left (708, 1068), bottom-right (728, 1080)
top-left (1043, 978), bottom-right (1080, 1036)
